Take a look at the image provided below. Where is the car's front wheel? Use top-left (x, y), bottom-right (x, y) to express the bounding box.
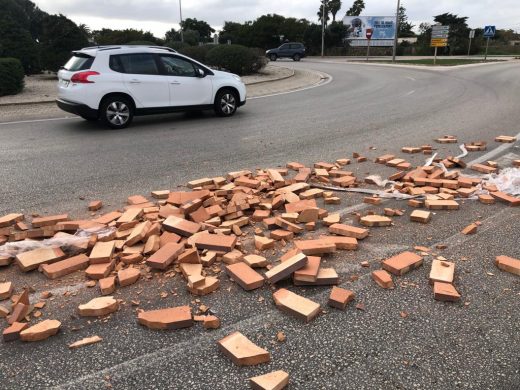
top-left (269, 54), bottom-right (277, 61)
top-left (293, 54), bottom-right (301, 61)
top-left (100, 96), bottom-right (134, 129)
top-left (214, 89), bottom-right (238, 117)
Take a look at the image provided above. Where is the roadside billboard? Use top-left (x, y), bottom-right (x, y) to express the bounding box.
top-left (342, 16), bottom-right (396, 40)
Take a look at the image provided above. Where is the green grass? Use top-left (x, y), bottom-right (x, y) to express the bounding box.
top-left (368, 58), bottom-right (504, 66)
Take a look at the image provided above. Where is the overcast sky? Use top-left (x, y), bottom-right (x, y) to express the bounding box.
top-left (33, 0), bottom-right (520, 38)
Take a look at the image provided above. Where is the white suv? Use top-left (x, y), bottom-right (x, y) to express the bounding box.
top-left (56, 46), bottom-right (247, 128)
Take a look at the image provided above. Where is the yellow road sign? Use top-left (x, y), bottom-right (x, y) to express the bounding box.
top-left (430, 38), bottom-right (448, 47)
top-left (431, 42), bottom-right (448, 47)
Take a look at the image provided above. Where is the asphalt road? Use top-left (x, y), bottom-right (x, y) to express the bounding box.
top-left (0, 61), bottom-right (519, 390)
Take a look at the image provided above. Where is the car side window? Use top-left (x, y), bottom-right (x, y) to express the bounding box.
top-left (279, 44), bottom-right (290, 50)
top-left (110, 54), bottom-right (159, 75)
top-left (159, 55), bottom-right (197, 77)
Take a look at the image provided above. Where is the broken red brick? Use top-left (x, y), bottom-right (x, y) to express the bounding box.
top-left (328, 286), bottom-right (355, 310)
top-left (79, 296), bottom-right (119, 317)
top-left (424, 200), bottom-right (459, 210)
top-left (360, 215), bottom-right (392, 227)
top-left (372, 270), bottom-right (394, 289)
top-left (429, 260), bottom-right (455, 284)
top-left (293, 256), bottom-right (320, 283)
top-left (146, 242), bottom-right (185, 270)
top-left (194, 233), bottom-right (237, 252)
top-left (20, 319), bottom-right (61, 342)
top-left (495, 255), bottom-right (520, 276)
top-left (89, 240), bottom-right (116, 264)
top-left (203, 315), bottom-right (220, 329)
top-left (410, 210), bottom-right (431, 224)
top-left (226, 262), bottom-right (264, 291)
top-left (433, 282), bottom-right (461, 302)
top-left (2, 321), bottom-right (28, 342)
top-left (163, 215), bottom-right (201, 237)
top-left (265, 252), bottom-right (308, 284)
top-left (117, 268), bottom-right (140, 287)
top-left (41, 254), bottom-right (89, 279)
top-left (217, 331), bottom-right (270, 366)
top-left (490, 191), bottom-right (520, 207)
top-left (0, 282), bottom-right (13, 300)
top-left (85, 260), bottom-right (115, 280)
top-left (461, 223), bottom-right (478, 235)
top-left (382, 251), bottom-right (423, 276)
top-left (0, 213), bottom-right (24, 228)
top-left (273, 288), bottom-right (320, 322)
top-left (249, 370), bottom-right (289, 390)
top-left (329, 223), bottom-right (368, 239)
top-left (138, 306), bottom-right (193, 330)
top-left (294, 239), bottom-right (336, 255)
top-left (16, 247), bottom-right (66, 272)
top-left (99, 276), bottom-right (116, 295)
top-left (32, 214), bottom-right (69, 228)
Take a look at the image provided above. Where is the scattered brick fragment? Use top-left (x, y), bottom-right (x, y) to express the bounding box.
top-left (265, 253), bottom-right (308, 284)
top-left (16, 247), bottom-right (65, 272)
top-left (495, 255), bottom-right (520, 276)
top-left (3, 321), bottom-right (28, 342)
top-left (255, 235), bottom-right (275, 251)
top-left (69, 335), bottom-right (103, 349)
top-left (218, 331), bottom-right (270, 366)
top-left (203, 315), bottom-right (220, 329)
top-left (117, 268), bottom-right (140, 287)
top-left (494, 135), bottom-right (517, 143)
top-left (294, 268), bottom-right (339, 286)
top-left (294, 239), bottom-right (336, 255)
top-left (88, 201), bottom-right (103, 211)
top-left (89, 241), bottom-right (116, 264)
top-left (226, 262), bottom-right (264, 291)
top-left (138, 306), bottom-right (193, 330)
top-left (146, 242), bottom-right (185, 270)
top-left (20, 319), bottom-right (61, 342)
top-left (382, 251), bottom-right (423, 276)
top-left (0, 282), bottom-right (13, 300)
top-left (249, 370), bottom-right (289, 390)
top-left (78, 296), bottom-right (119, 317)
top-left (433, 282), bottom-right (461, 302)
top-left (272, 288), bottom-right (320, 322)
top-left (372, 270), bottom-right (394, 289)
top-left (360, 215), bottom-right (392, 227)
top-left (410, 210), bottom-right (431, 224)
top-left (41, 254), bottom-right (89, 279)
top-left (293, 256), bottom-right (320, 283)
top-left (329, 223), bottom-right (368, 239)
top-left (461, 223), bottom-right (478, 235)
top-left (328, 287), bottom-right (355, 310)
top-left (430, 260), bottom-right (455, 284)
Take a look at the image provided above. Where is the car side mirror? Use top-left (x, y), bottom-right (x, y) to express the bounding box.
top-left (196, 68), bottom-right (206, 78)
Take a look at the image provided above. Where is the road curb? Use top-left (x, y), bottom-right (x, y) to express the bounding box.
top-left (245, 66), bottom-right (296, 86)
top-left (0, 99), bottom-right (55, 107)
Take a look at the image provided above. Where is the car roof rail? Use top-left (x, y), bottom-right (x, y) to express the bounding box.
top-left (147, 46), bottom-right (177, 53)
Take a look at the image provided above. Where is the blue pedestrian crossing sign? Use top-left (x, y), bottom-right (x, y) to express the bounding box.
top-left (483, 26), bottom-right (496, 38)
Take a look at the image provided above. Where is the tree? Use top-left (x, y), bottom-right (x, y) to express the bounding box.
top-left (317, 1), bottom-right (330, 26)
top-left (329, 0), bottom-right (342, 22)
top-left (165, 28), bottom-right (181, 42)
top-left (398, 5), bottom-right (415, 37)
top-left (181, 18), bottom-right (215, 42)
top-left (39, 14), bottom-right (89, 71)
top-left (433, 13), bottom-right (469, 55)
top-left (346, 0), bottom-right (365, 16)
top-left (92, 29), bottom-right (162, 45)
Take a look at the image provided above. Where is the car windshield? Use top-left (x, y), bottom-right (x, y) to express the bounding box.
top-left (63, 55), bottom-right (94, 71)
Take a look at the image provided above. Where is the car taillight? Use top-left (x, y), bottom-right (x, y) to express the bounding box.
top-left (70, 71), bottom-right (99, 83)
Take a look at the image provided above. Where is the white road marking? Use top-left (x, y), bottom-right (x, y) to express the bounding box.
top-left (406, 76), bottom-right (416, 81)
top-left (404, 90), bottom-right (416, 96)
top-left (0, 116), bottom-right (77, 126)
top-left (466, 131), bottom-right (520, 165)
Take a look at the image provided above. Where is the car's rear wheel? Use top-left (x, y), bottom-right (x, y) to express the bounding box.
top-left (214, 89), bottom-right (238, 117)
top-left (293, 54), bottom-right (301, 61)
top-left (269, 54), bottom-right (277, 61)
top-left (100, 96), bottom-right (134, 129)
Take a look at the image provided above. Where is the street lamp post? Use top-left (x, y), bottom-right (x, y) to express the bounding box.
top-left (179, 0), bottom-right (184, 43)
top-left (392, 0), bottom-right (401, 63)
top-left (321, 0), bottom-right (325, 57)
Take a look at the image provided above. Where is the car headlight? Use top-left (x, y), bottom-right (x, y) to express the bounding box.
top-left (232, 74), bottom-right (242, 82)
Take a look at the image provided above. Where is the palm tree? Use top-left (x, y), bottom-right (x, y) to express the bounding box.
top-left (329, 0), bottom-right (342, 22)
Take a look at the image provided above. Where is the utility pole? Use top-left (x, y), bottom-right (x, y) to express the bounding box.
top-left (179, 0), bottom-right (184, 43)
top-left (321, 0), bottom-right (325, 57)
top-left (391, 0), bottom-right (401, 63)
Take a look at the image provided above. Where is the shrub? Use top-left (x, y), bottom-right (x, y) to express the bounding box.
top-left (205, 44), bottom-right (266, 75)
top-left (178, 44), bottom-right (216, 63)
top-left (0, 57), bottom-right (25, 96)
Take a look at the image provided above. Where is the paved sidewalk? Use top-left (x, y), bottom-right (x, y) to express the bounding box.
top-left (0, 66), bottom-right (326, 123)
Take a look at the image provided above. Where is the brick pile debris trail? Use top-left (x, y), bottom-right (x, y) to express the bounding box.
top-left (0, 134), bottom-right (519, 388)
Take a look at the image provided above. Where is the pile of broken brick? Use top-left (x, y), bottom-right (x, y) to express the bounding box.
top-left (0, 133), bottom-right (519, 389)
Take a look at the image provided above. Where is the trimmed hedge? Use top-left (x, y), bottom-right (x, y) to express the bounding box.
top-left (205, 44), bottom-right (266, 76)
top-left (0, 57), bottom-right (25, 96)
top-left (178, 44), bottom-right (216, 63)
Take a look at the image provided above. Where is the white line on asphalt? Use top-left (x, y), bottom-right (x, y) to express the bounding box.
top-left (466, 130), bottom-right (520, 165)
top-left (0, 116), bottom-right (77, 126)
top-left (406, 77), bottom-right (416, 81)
top-left (404, 90), bottom-right (416, 96)
top-left (249, 71), bottom-right (333, 100)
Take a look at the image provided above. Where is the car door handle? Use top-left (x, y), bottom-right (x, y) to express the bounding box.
top-left (129, 79), bottom-right (141, 84)
top-left (170, 81), bottom-right (181, 85)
